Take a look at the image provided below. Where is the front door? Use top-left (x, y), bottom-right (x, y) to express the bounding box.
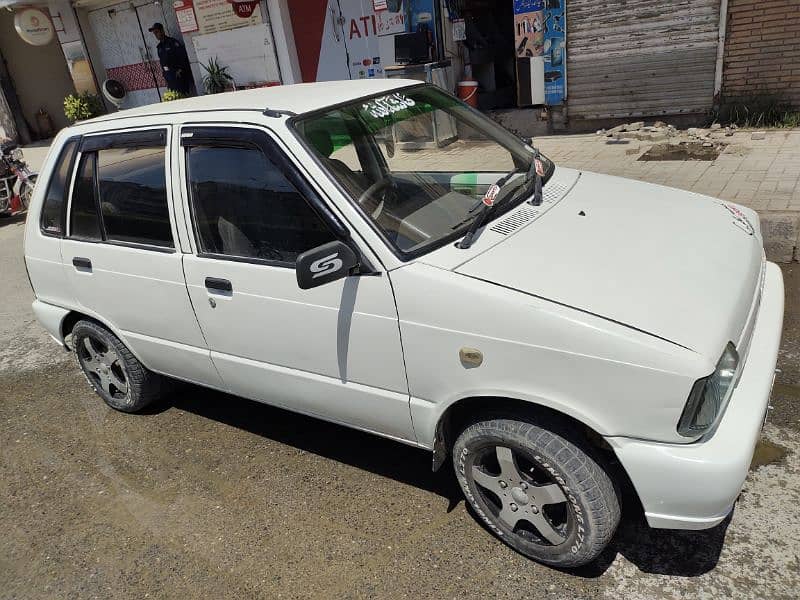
top-left (88, 2), bottom-right (171, 107)
top-left (177, 125), bottom-right (415, 442)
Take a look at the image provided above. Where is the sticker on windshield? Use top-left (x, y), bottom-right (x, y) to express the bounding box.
top-left (362, 93), bottom-right (416, 118)
top-left (534, 158), bottom-right (545, 177)
top-left (483, 184), bottom-right (501, 206)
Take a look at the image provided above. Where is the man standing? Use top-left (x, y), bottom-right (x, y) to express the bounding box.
top-left (148, 23), bottom-right (193, 96)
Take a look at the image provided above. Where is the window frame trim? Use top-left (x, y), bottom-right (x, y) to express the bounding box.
top-left (65, 126), bottom-right (177, 253)
top-left (180, 125), bottom-right (355, 269)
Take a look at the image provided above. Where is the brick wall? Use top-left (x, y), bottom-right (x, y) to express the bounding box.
top-left (722, 0), bottom-right (800, 107)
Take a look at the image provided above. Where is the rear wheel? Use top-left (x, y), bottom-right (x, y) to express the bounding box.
top-left (72, 320), bottom-right (165, 412)
top-left (453, 416), bottom-right (620, 568)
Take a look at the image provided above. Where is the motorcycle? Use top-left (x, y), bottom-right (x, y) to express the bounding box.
top-left (0, 141), bottom-right (37, 216)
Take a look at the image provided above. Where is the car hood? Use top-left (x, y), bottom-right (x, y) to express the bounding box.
top-left (452, 171), bottom-right (764, 358)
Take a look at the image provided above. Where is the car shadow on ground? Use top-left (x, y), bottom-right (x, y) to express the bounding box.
top-left (159, 383), bottom-right (729, 578)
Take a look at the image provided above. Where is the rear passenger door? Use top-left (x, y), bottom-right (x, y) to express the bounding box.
top-left (61, 127), bottom-right (222, 389)
top-left (178, 125), bottom-right (415, 443)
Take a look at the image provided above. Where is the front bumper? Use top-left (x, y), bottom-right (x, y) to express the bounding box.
top-left (605, 261), bottom-right (784, 530)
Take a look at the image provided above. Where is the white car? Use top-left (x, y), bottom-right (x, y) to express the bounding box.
top-left (24, 80), bottom-right (783, 567)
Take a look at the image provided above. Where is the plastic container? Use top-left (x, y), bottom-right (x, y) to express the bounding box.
top-left (457, 80), bottom-right (479, 108)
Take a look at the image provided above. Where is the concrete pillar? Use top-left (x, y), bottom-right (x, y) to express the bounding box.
top-left (266, 0), bottom-right (302, 84)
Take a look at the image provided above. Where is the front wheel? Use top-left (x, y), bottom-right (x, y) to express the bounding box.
top-left (453, 416), bottom-right (620, 568)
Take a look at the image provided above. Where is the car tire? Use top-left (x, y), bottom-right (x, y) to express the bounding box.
top-left (453, 415), bottom-right (620, 568)
top-left (72, 320), bottom-right (166, 413)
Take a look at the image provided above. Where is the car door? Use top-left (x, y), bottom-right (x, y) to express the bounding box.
top-left (177, 124), bottom-right (415, 443)
top-left (61, 127), bottom-right (222, 389)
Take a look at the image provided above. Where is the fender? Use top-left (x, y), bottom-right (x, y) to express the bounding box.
top-left (410, 390), bottom-right (613, 471)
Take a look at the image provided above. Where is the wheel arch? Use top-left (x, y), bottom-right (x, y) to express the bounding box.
top-left (430, 394), bottom-right (643, 513)
top-left (60, 309), bottom-right (150, 369)
top-left (430, 396), bottom-right (610, 469)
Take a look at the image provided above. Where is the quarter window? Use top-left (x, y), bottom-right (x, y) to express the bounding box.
top-left (97, 147), bottom-right (172, 248)
top-left (186, 145), bottom-right (335, 264)
top-left (40, 139), bottom-right (78, 236)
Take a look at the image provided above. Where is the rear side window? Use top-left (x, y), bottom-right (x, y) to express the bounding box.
top-left (40, 139), bottom-right (78, 235)
top-left (186, 145), bottom-right (334, 263)
top-left (97, 147), bottom-right (172, 247)
top-left (70, 153), bottom-right (102, 240)
top-left (67, 132), bottom-right (173, 249)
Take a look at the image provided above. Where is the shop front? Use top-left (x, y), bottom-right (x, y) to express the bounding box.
top-left (289, 0), bottom-right (442, 84)
top-left (71, 0), bottom-right (285, 109)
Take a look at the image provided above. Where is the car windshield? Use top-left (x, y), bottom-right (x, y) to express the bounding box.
top-left (293, 85), bottom-right (554, 257)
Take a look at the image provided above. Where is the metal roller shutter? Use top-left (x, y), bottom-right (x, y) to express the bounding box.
top-left (566, 0), bottom-right (721, 120)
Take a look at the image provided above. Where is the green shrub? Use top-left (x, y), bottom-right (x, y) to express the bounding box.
top-left (63, 92), bottom-right (104, 123)
top-left (162, 89), bottom-right (186, 102)
top-left (201, 57), bottom-right (233, 95)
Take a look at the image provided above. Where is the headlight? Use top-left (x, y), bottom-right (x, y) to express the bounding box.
top-left (677, 342), bottom-right (739, 437)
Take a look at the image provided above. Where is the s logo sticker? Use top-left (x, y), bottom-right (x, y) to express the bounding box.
top-left (310, 253), bottom-right (343, 279)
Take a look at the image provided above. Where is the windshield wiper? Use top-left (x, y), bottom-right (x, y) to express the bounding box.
top-left (528, 148), bottom-right (545, 206)
top-left (506, 148), bottom-right (545, 208)
top-left (457, 167), bottom-right (522, 249)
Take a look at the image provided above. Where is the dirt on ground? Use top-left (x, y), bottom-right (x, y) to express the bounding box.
top-left (1, 215), bottom-right (799, 599)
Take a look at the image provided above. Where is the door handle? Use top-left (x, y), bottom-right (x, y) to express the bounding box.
top-left (204, 277), bottom-right (232, 293)
top-left (72, 257), bottom-right (92, 270)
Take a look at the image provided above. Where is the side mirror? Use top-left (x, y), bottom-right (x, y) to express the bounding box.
top-left (296, 240), bottom-right (359, 290)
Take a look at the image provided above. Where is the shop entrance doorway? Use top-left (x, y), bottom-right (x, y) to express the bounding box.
top-left (88, 1), bottom-right (174, 107)
top-left (460, 0), bottom-right (515, 109)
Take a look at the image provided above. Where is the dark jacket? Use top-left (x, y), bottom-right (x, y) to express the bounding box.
top-left (157, 36), bottom-right (191, 94)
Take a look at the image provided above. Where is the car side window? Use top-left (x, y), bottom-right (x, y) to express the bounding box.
top-left (40, 139), bottom-right (78, 236)
top-left (97, 147), bottom-right (173, 248)
top-left (70, 152), bottom-right (102, 240)
top-left (186, 144), bottom-right (335, 264)
top-left (67, 131), bottom-right (173, 249)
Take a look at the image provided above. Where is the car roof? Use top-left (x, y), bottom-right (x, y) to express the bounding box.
top-left (87, 79), bottom-right (423, 124)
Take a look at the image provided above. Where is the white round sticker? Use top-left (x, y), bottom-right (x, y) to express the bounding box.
top-left (14, 8), bottom-right (54, 47)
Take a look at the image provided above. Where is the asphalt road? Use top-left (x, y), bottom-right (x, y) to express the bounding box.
top-left (1, 213), bottom-right (799, 599)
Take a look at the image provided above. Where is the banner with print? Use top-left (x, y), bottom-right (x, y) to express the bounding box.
top-left (542, 0), bottom-right (566, 105)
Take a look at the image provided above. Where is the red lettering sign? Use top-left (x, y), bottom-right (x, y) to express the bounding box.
top-left (349, 14), bottom-right (378, 39)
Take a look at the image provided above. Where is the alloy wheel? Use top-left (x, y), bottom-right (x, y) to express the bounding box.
top-left (471, 445), bottom-right (572, 546)
top-left (77, 335), bottom-right (129, 399)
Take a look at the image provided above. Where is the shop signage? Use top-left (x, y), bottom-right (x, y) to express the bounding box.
top-left (193, 0), bottom-right (261, 35)
top-left (513, 0), bottom-right (543, 58)
top-left (174, 0), bottom-right (199, 33)
top-left (14, 7), bottom-right (55, 46)
top-left (543, 0), bottom-right (566, 105)
top-left (228, 0), bottom-right (257, 19)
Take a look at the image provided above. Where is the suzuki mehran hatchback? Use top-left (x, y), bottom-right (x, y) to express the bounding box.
top-left (24, 80), bottom-right (783, 567)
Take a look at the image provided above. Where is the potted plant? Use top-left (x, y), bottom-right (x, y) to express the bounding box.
top-left (63, 92), bottom-right (104, 123)
top-left (201, 57), bottom-right (234, 94)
